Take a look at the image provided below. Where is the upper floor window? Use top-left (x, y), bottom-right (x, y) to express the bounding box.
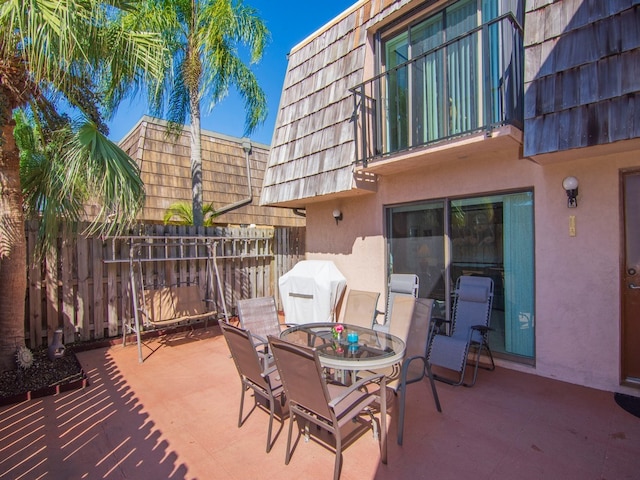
top-left (350, 0), bottom-right (524, 164)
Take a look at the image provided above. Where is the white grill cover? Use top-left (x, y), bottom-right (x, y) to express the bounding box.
top-left (279, 260), bottom-right (347, 324)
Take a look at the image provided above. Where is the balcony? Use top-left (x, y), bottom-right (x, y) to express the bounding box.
top-left (350, 13), bottom-right (524, 168)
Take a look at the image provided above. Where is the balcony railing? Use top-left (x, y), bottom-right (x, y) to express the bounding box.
top-left (350, 13), bottom-right (524, 167)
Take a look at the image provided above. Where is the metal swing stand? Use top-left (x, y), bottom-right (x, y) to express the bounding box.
top-left (124, 237), bottom-right (229, 363)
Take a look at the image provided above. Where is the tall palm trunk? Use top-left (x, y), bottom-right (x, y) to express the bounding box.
top-left (0, 121), bottom-right (27, 371)
top-left (189, 92), bottom-right (203, 227)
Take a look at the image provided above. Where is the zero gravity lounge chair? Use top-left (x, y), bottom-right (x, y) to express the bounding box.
top-left (428, 275), bottom-right (495, 387)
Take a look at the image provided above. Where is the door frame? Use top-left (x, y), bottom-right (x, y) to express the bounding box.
top-left (620, 168), bottom-right (640, 387)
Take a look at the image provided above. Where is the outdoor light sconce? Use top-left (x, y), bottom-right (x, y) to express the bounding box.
top-left (563, 176), bottom-right (579, 208)
top-left (332, 209), bottom-right (343, 225)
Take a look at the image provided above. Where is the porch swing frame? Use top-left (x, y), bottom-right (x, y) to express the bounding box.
top-left (125, 238), bottom-right (228, 363)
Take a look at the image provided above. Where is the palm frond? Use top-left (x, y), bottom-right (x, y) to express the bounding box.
top-left (64, 120), bottom-right (145, 237)
top-left (164, 201), bottom-right (218, 226)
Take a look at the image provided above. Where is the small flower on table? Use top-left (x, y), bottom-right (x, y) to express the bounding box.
top-left (331, 324), bottom-right (345, 353)
top-left (331, 323), bottom-right (344, 340)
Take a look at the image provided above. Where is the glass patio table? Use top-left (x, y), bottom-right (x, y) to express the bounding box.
top-left (280, 322), bottom-right (405, 372)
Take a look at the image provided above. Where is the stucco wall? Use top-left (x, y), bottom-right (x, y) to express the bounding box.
top-left (303, 148), bottom-right (639, 394)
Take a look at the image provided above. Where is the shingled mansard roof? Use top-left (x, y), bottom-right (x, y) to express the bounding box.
top-left (260, 0), bottom-right (414, 208)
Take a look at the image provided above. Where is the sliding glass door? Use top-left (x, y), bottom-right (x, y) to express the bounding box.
top-left (387, 191), bottom-right (535, 360)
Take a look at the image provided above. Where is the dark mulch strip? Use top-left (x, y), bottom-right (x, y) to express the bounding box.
top-left (0, 348), bottom-right (88, 407)
top-left (0, 322), bottom-right (223, 408)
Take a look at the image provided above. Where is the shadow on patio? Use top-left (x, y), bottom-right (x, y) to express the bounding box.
top-left (1, 326), bottom-right (639, 479)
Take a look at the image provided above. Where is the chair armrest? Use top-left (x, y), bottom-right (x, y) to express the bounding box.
top-left (471, 325), bottom-right (493, 334)
top-left (261, 363), bottom-right (278, 377)
top-left (430, 316), bottom-right (450, 326)
top-left (328, 373), bottom-right (384, 408)
top-left (251, 333), bottom-right (269, 347)
top-left (399, 355), bottom-right (428, 383)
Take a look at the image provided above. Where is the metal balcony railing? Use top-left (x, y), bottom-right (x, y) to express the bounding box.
top-left (350, 13), bottom-right (524, 167)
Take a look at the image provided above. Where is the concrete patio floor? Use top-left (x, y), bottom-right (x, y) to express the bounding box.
top-left (1, 325), bottom-right (639, 480)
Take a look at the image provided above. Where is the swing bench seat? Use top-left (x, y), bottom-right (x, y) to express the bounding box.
top-left (139, 285), bottom-right (217, 328)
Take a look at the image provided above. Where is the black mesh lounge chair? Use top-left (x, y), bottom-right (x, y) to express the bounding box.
top-left (219, 320), bottom-right (286, 453)
top-left (428, 275), bottom-right (495, 387)
top-left (268, 336), bottom-right (387, 480)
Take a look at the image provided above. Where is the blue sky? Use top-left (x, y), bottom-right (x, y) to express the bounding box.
top-left (107, 0), bottom-right (356, 146)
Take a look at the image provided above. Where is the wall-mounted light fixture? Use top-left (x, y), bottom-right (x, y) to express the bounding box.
top-left (562, 176), bottom-right (579, 208)
top-left (332, 208), bottom-right (343, 225)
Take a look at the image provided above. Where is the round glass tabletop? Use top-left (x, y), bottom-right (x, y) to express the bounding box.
top-left (280, 322), bottom-right (405, 370)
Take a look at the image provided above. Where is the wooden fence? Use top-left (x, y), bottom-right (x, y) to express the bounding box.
top-left (24, 221), bottom-right (305, 349)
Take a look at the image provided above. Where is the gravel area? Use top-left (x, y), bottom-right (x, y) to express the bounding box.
top-left (0, 348), bottom-right (84, 399)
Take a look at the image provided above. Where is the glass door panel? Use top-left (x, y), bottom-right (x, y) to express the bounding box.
top-left (411, 14), bottom-right (444, 144)
top-left (387, 191), bottom-right (535, 361)
top-left (387, 202), bottom-right (446, 303)
top-left (384, 33), bottom-right (409, 152)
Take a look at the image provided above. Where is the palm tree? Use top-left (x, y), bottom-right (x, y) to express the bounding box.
top-left (122, 0), bottom-right (268, 227)
top-left (163, 201), bottom-right (219, 226)
top-left (0, 0), bottom-right (166, 370)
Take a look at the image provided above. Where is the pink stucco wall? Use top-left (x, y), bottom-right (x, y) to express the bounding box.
top-left (304, 146), bottom-right (640, 394)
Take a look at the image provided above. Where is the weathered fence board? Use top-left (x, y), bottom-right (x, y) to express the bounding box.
top-left (24, 221), bottom-right (305, 349)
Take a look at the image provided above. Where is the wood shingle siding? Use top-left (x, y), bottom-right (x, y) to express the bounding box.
top-left (120, 116), bottom-right (304, 227)
top-left (524, 1), bottom-right (640, 158)
top-left (260, 0), bottom-right (415, 207)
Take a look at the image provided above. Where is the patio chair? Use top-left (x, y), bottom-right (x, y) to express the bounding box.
top-left (340, 289), bottom-right (380, 328)
top-left (374, 274), bottom-right (419, 333)
top-left (218, 320), bottom-right (286, 453)
top-left (428, 275), bottom-right (495, 387)
top-left (387, 295), bottom-right (416, 342)
top-left (391, 298), bottom-right (442, 444)
top-left (268, 336), bottom-right (387, 480)
top-left (237, 296), bottom-right (288, 366)
top-left (364, 297), bottom-right (442, 445)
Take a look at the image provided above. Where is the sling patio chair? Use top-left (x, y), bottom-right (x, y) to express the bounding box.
top-left (389, 297), bottom-right (442, 444)
top-left (237, 296), bottom-right (290, 367)
top-left (219, 320), bottom-right (286, 453)
top-left (374, 274), bottom-right (419, 333)
top-left (268, 335), bottom-right (387, 480)
top-left (363, 296), bottom-right (442, 445)
top-left (427, 275), bottom-right (495, 387)
top-left (340, 289), bottom-right (380, 328)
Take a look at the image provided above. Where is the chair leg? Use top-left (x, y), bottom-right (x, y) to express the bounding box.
top-left (483, 342), bottom-right (496, 371)
top-left (380, 381), bottom-right (387, 464)
top-left (285, 411), bottom-right (295, 465)
top-left (466, 342), bottom-right (495, 387)
top-left (266, 396), bottom-right (275, 453)
top-left (397, 385), bottom-right (406, 446)
top-left (425, 362), bottom-right (442, 412)
top-left (238, 384), bottom-right (246, 427)
top-left (334, 432), bottom-right (342, 480)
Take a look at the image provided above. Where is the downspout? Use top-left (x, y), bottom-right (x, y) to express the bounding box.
top-left (215, 138), bottom-right (253, 215)
top-left (292, 208), bottom-right (306, 217)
